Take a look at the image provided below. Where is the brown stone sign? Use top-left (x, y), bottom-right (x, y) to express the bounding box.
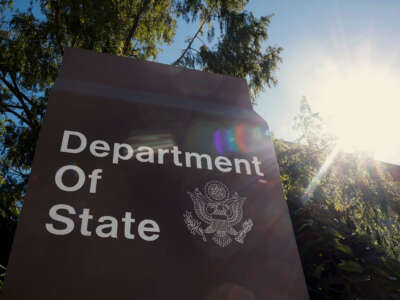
top-left (3, 48), bottom-right (309, 299)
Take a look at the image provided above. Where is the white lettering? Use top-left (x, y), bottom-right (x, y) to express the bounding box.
top-left (88, 169), bottom-right (103, 193)
top-left (138, 219), bottom-right (160, 241)
top-left (60, 130), bottom-right (87, 154)
top-left (122, 212), bottom-right (135, 239)
top-left (251, 156), bottom-right (265, 176)
top-left (96, 216), bottom-right (118, 238)
top-left (185, 152), bottom-right (212, 170)
top-left (136, 146), bottom-right (154, 163)
top-left (55, 165), bottom-right (85, 192)
top-left (234, 158), bottom-right (251, 175)
top-left (214, 156), bottom-right (232, 173)
top-left (58, 129), bottom-right (266, 177)
top-left (157, 148), bottom-right (169, 164)
top-left (112, 143), bottom-right (134, 164)
top-left (45, 205), bottom-right (161, 242)
top-left (79, 208), bottom-right (93, 236)
top-left (90, 140), bottom-right (110, 157)
top-left (171, 146), bottom-right (182, 167)
top-left (45, 204), bottom-right (76, 235)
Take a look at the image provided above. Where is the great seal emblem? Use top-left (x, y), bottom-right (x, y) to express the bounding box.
top-left (184, 180), bottom-right (253, 247)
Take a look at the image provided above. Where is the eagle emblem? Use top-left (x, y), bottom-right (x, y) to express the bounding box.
top-left (184, 180), bottom-right (253, 247)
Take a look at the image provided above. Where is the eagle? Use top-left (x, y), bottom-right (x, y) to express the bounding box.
top-left (188, 188), bottom-right (246, 247)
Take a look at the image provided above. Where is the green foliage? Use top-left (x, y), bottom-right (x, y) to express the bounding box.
top-left (197, 11), bottom-right (282, 101)
top-left (173, 0), bottom-right (282, 101)
top-left (292, 207), bottom-right (400, 299)
top-left (278, 99), bottom-right (400, 299)
top-left (293, 97), bottom-right (335, 149)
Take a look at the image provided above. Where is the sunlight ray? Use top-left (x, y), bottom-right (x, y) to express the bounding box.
top-left (302, 146), bottom-right (340, 203)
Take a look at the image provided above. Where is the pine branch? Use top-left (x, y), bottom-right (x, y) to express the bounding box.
top-left (0, 75), bottom-right (37, 129)
top-left (9, 73), bottom-right (34, 108)
top-left (173, 18), bottom-right (207, 66)
top-left (8, 166), bottom-right (26, 177)
top-left (122, 0), bottom-right (151, 56)
top-left (54, 0), bottom-right (64, 55)
top-left (190, 47), bottom-right (200, 54)
top-left (1, 75), bottom-right (33, 106)
top-left (5, 104), bottom-right (24, 110)
top-left (2, 106), bottom-right (34, 129)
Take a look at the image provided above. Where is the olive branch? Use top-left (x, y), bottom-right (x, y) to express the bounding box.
top-left (183, 211), bottom-right (207, 242)
top-left (235, 219), bottom-right (254, 244)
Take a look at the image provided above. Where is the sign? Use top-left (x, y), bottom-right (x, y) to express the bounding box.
top-left (3, 48), bottom-right (309, 299)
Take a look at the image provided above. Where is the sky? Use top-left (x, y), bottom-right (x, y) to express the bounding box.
top-left (159, 0), bottom-right (400, 165)
top-left (9, 0), bottom-right (400, 165)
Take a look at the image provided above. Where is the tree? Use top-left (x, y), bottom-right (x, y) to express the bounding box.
top-left (277, 98), bottom-right (400, 299)
top-left (293, 97), bottom-right (335, 150)
top-left (0, 0), bottom-right (282, 279)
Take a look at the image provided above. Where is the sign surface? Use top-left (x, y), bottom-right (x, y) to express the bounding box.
top-left (3, 48), bottom-right (309, 299)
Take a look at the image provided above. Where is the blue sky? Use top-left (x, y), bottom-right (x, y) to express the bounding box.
top-left (9, 0), bottom-right (400, 164)
top-left (159, 1), bottom-right (400, 164)
top-left (250, 0), bottom-right (400, 138)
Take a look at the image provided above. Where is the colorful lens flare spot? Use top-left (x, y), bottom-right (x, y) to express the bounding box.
top-left (214, 124), bottom-right (266, 154)
top-left (214, 130), bottom-right (224, 155)
top-left (235, 124), bottom-right (248, 152)
top-left (226, 128), bottom-right (238, 152)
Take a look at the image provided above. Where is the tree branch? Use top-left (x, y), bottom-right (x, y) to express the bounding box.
top-left (5, 104), bottom-right (24, 110)
top-left (54, 0), bottom-right (64, 56)
top-left (122, 0), bottom-right (151, 56)
top-left (9, 74), bottom-right (34, 109)
top-left (0, 75), bottom-right (36, 128)
top-left (1, 75), bottom-right (33, 106)
top-left (196, 35), bottom-right (206, 45)
top-left (8, 166), bottom-right (26, 178)
top-left (190, 47), bottom-right (200, 54)
top-left (173, 18), bottom-right (207, 66)
top-left (2, 106), bottom-right (34, 129)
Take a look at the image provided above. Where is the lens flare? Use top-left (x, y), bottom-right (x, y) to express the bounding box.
top-left (303, 146), bottom-right (340, 203)
top-left (213, 125), bottom-right (269, 155)
top-left (235, 124), bottom-right (248, 152)
top-left (214, 129), bottom-right (224, 155)
top-left (226, 128), bottom-right (238, 152)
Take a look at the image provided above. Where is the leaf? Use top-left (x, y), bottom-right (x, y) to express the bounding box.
top-left (297, 219), bottom-right (313, 233)
top-left (334, 239), bottom-right (353, 256)
top-left (312, 264), bottom-right (325, 279)
top-left (337, 260), bottom-right (364, 273)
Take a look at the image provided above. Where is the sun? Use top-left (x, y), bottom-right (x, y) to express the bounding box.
top-left (306, 50), bottom-right (400, 163)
